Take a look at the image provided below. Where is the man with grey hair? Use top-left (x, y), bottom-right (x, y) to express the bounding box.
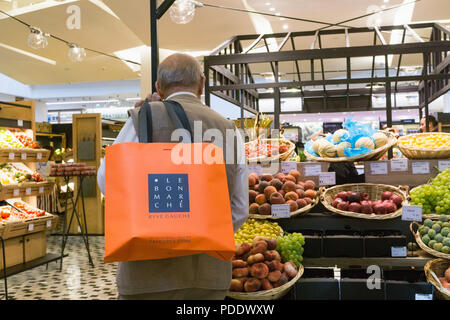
top-left (97, 53), bottom-right (248, 300)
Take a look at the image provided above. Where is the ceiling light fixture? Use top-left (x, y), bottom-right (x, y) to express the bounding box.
top-left (27, 26), bottom-right (48, 49)
top-left (68, 43), bottom-right (86, 62)
top-left (169, 0), bottom-right (198, 24)
top-left (46, 99), bottom-right (119, 106)
top-left (283, 24), bottom-right (288, 30)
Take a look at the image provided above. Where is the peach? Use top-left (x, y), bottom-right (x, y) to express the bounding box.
top-left (236, 243), bottom-right (251, 256)
top-left (255, 194), bottom-right (267, 205)
top-left (232, 260), bottom-right (247, 268)
top-left (282, 181), bottom-right (297, 193)
top-left (268, 250), bottom-right (281, 261)
top-left (261, 278), bottom-right (273, 290)
top-left (261, 174), bottom-right (273, 182)
top-left (258, 203), bottom-right (271, 215)
top-left (229, 279), bottom-right (244, 292)
top-left (270, 192), bottom-right (285, 205)
top-left (250, 262), bottom-right (269, 279)
top-left (267, 270), bottom-right (282, 282)
top-left (252, 236), bottom-right (268, 245)
top-left (273, 273), bottom-right (289, 288)
top-left (298, 181), bottom-right (305, 189)
top-left (249, 203), bottom-right (259, 215)
top-left (296, 198), bottom-right (307, 209)
top-left (263, 251), bottom-right (274, 261)
top-left (250, 241), bottom-right (268, 255)
top-left (232, 267), bottom-right (249, 278)
top-left (285, 191), bottom-right (299, 201)
top-left (304, 197), bottom-right (312, 205)
top-left (266, 238), bottom-right (277, 250)
top-left (247, 253), bottom-right (264, 265)
top-left (248, 175), bottom-right (256, 188)
top-left (258, 181), bottom-right (270, 194)
top-left (249, 190), bottom-right (258, 203)
top-left (287, 200), bottom-right (298, 212)
top-left (267, 260), bottom-right (283, 271)
top-left (305, 189), bottom-right (317, 199)
top-left (244, 278), bottom-right (261, 292)
top-left (279, 190), bottom-right (286, 197)
top-left (289, 170), bottom-right (301, 183)
top-left (285, 175), bottom-right (297, 183)
top-left (296, 189), bottom-right (306, 199)
top-left (249, 173), bottom-right (259, 184)
top-left (269, 178), bottom-right (283, 191)
top-left (283, 262), bottom-right (298, 279)
top-left (264, 186), bottom-right (277, 200)
top-left (274, 173), bottom-right (286, 182)
top-left (304, 180), bottom-right (316, 190)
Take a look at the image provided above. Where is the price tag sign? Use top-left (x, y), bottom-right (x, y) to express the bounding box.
top-left (77, 226), bottom-right (82, 233)
top-left (271, 204), bottom-right (291, 219)
top-left (8, 152), bottom-right (14, 160)
top-left (13, 189), bottom-right (19, 197)
top-left (412, 161), bottom-right (430, 175)
top-left (390, 158), bottom-right (408, 172)
top-left (415, 294), bottom-right (433, 300)
top-left (39, 186), bottom-right (44, 194)
top-left (281, 161), bottom-right (298, 174)
top-left (46, 220), bottom-right (52, 228)
top-left (402, 205), bottom-right (423, 222)
top-left (438, 160), bottom-right (450, 172)
top-left (248, 165), bottom-right (262, 176)
top-left (391, 246), bottom-right (407, 257)
top-left (25, 187), bottom-right (31, 195)
top-left (304, 164), bottom-right (322, 176)
top-left (21, 153), bottom-right (27, 160)
top-left (37, 153), bottom-right (42, 160)
top-left (28, 223), bottom-right (34, 232)
top-left (17, 120), bottom-right (23, 127)
top-left (319, 172), bottom-right (336, 186)
top-left (370, 162), bottom-right (388, 175)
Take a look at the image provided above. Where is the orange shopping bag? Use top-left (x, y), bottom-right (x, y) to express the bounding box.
top-left (104, 142), bottom-right (236, 263)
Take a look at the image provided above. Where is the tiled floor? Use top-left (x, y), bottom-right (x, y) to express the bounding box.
top-left (0, 217), bottom-right (118, 300)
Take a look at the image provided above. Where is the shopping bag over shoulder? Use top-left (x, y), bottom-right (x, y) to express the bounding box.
top-left (104, 101), bottom-right (235, 263)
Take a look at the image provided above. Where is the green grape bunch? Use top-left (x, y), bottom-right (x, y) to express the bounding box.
top-left (276, 232), bottom-right (305, 268)
top-left (410, 169), bottom-right (450, 215)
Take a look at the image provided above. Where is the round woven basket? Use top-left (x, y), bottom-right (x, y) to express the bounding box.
top-left (406, 184), bottom-right (441, 220)
top-left (321, 183), bottom-right (408, 220)
top-left (227, 264), bottom-right (304, 300)
top-left (246, 139), bottom-right (296, 163)
top-left (410, 222), bottom-right (450, 259)
top-left (249, 187), bottom-right (324, 220)
top-left (424, 258), bottom-right (450, 300)
top-left (304, 130), bottom-right (396, 163)
top-left (397, 132), bottom-right (450, 159)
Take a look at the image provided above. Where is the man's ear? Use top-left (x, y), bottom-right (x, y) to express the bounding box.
top-left (155, 82), bottom-right (165, 100)
top-left (198, 76), bottom-right (206, 96)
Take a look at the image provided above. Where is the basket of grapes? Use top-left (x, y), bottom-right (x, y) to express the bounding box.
top-left (228, 232), bottom-right (305, 300)
top-left (408, 169), bottom-right (450, 219)
top-left (410, 215), bottom-right (450, 259)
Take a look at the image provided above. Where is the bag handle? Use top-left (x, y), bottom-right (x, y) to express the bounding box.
top-left (138, 99), bottom-right (193, 143)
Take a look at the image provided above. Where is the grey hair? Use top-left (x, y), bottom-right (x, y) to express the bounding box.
top-left (157, 53), bottom-right (204, 92)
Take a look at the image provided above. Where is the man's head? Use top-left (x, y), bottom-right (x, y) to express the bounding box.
top-left (420, 115), bottom-right (438, 132)
top-left (156, 53), bottom-right (205, 100)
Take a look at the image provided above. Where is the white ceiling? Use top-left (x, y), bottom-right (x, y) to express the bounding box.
top-left (0, 0), bottom-right (448, 85)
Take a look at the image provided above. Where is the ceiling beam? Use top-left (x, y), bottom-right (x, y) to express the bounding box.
top-left (243, 34), bottom-right (264, 54)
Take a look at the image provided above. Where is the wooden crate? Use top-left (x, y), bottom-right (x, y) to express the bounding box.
top-left (0, 236), bottom-right (24, 271)
top-left (24, 231), bottom-right (47, 263)
top-left (0, 148), bottom-right (50, 163)
top-left (0, 181), bottom-right (55, 200)
top-left (2, 221), bottom-right (29, 239)
top-left (0, 223), bottom-right (4, 238)
top-left (25, 214), bottom-right (55, 234)
top-left (36, 122), bottom-right (52, 134)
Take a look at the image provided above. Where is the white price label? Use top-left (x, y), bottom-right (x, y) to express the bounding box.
top-left (271, 204), bottom-right (291, 219)
top-left (28, 223), bottom-right (34, 232)
top-left (13, 189), bottom-right (19, 197)
top-left (391, 246), bottom-right (407, 257)
top-left (248, 165), bottom-right (262, 176)
top-left (46, 220), bottom-right (52, 228)
top-left (415, 294), bottom-right (433, 300)
top-left (77, 226), bottom-right (82, 233)
top-left (304, 164), bottom-right (322, 176)
top-left (36, 153), bottom-right (42, 160)
top-left (390, 158), bottom-right (408, 172)
top-left (281, 161), bottom-right (298, 174)
top-left (39, 186), bottom-right (44, 194)
top-left (8, 152), bottom-right (14, 160)
top-left (412, 161), bottom-right (430, 175)
top-left (370, 162), bottom-right (388, 175)
top-left (25, 187), bottom-right (31, 195)
top-left (319, 172), bottom-right (336, 186)
top-left (21, 153), bottom-right (27, 160)
top-left (18, 120), bottom-right (23, 127)
top-left (438, 160), bottom-right (450, 172)
top-left (402, 205), bottom-right (423, 222)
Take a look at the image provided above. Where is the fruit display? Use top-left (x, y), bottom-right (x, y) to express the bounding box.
top-left (248, 171), bottom-right (318, 216)
top-left (13, 131), bottom-right (40, 149)
top-left (438, 265), bottom-right (450, 292)
top-left (50, 163), bottom-right (97, 176)
top-left (0, 206), bottom-right (21, 223)
top-left (229, 237), bottom-right (300, 293)
top-left (418, 216), bottom-right (450, 254)
top-left (397, 133), bottom-right (450, 149)
top-left (234, 219), bottom-right (283, 244)
top-left (0, 203), bottom-right (47, 222)
top-left (331, 189), bottom-right (403, 214)
top-left (305, 117), bottom-right (391, 159)
top-left (276, 233), bottom-right (305, 268)
top-left (0, 129), bottom-right (25, 149)
top-left (245, 140), bottom-right (291, 160)
top-left (410, 169), bottom-right (450, 215)
top-left (0, 163), bottom-right (46, 185)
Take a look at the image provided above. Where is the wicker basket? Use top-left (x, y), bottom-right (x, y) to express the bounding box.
top-left (246, 139), bottom-right (296, 163)
top-left (406, 184), bottom-right (441, 220)
top-left (305, 130), bottom-right (396, 163)
top-left (424, 258), bottom-right (450, 300)
top-left (227, 264), bottom-right (304, 300)
top-left (410, 221), bottom-right (450, 259)
top-left (396, 132), bottom-right (450, 159)
top-left (321, 183), bottom-right (408, 220)
top-left (249, 187), bottom-right (324, 220)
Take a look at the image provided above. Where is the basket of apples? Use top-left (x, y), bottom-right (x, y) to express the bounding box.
top-left (321, 183), bottom-right (408, 220)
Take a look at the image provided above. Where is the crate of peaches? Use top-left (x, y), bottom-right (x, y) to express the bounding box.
top-left (248, 170), bottom-right (320, 219)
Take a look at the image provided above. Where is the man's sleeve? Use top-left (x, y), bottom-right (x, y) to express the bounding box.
top-left (97, 118), bottom-right (138, 195)
top-left (230, 128), bottom-right (248, 232)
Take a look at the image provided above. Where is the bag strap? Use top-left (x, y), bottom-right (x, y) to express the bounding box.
top-left (137, 99), bottom-right (193, 143)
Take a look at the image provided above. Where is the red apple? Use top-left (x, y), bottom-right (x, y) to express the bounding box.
top-left (348, 192), bottom-right (361, 204)
top-left (336, 191), bottom-right (348, 201)
top-left (360, 201), bottom-right (373, 214)
top-left (373, 203), bottom-right (387, 215)
top-left (381, 191), bottom-right (392, 201)
top-left (390, 194), bottom-right (403, 207)
top-left (332, 198), bottom-right (344, 208)
top-left (361, 192), bottom-right (369, 201)
top-left (383, 200), bottom-right (397, 213)
top-left (348, 202), bottom-right (362, 213)
top-left (337, 201), bottom-right (349, 211)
